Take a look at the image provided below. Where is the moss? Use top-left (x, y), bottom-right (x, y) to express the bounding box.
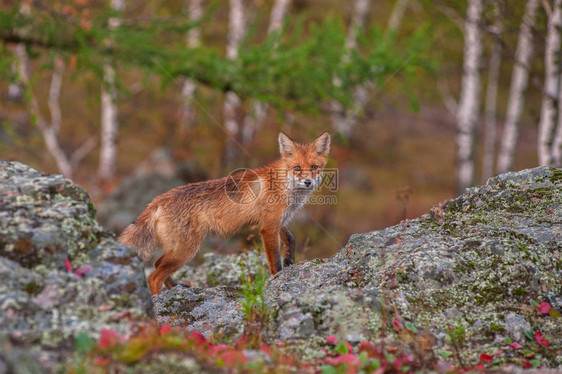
top-left (490, 322), bottom-right (504, 332)
top-left (549, 168), bottom-right (562, 183)
top-left (22, 281), bottom-right (42, 296)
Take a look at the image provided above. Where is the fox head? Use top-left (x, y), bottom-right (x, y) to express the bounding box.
top-left (278, 131), bottom-right (331, 190)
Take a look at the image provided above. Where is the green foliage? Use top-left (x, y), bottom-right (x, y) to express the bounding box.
top-left (446, 319), bottom-right (466, 347)
top-left (74, 331), bottom-right (95, 353)
top-left (238, 266), bottom-right (268, 322)
top-left (0, 3), bottom-right (432, 113)
top-left (404, 321), bottom-right (418, 334)
top-left (334, 342), bottom-right (349, 355)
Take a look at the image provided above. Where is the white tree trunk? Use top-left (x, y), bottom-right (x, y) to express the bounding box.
top-left (496, 0), bottom-right (539, 174)
top-left (242, 0), bottom-right (291, 145)
top-left (98, 0), bottom-right (124, 180)
top-left (224, 0), bottom-right (247, 164)
top-left (8, 61), bottom-right (24, 101)
top-left (387, 0), bottom-right (410, 32)
top-left (538, 0), bottom-right (562, 166)
top-left (552, 108), bottom-right (562, 165)
top-left (180, 0), bottom-right (203, 125)
top-left (330, 0), bottom-right (372, 137)
top-left (550, 2), bottom-right (562, 166)
top-left (16, 47), bottom-right (74, 178)
top-left (456, 0), bottom-right (483, 192)
top-left (13, 3), bottom-right (79, 179)
top-left (481, 2), bottom-right (503, 182)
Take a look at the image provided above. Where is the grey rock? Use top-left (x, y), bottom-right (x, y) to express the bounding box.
top-left (0, 161), bottom-right (152, 370)
top-left (2, 160), bottom-right (561, 369)
top-left (158, 166), bottom-right (562, 366)
top-left (504, 313), bottom-right (532, 342)
top-left (153, 285), bottom-right (244, 340)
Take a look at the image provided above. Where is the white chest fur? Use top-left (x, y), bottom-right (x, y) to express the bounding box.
top-left (281, 188), bottom-right (312, 226)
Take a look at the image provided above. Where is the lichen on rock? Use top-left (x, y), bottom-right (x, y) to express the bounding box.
top-left (1, 161), bottom-right (560, 370)
top-left (185, 167), bottom-right (561, 366)
top-left (0, 161), bottom-right (152, 370)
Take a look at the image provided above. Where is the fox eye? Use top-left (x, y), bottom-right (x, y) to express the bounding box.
top-left (311, 165), bottom-right (319, 170)
top-left (293, 166), bottom-right (302, 172)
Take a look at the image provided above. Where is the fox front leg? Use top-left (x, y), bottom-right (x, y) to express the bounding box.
top-left (260, 225), bottom-right (283, 275)
top-left (280, 226), bottom-right (295, 267)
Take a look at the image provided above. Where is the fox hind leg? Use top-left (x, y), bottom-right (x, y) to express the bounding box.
top-left (154, 255), bottom-right (179, 289)
top-left (148, 239), bottom-right (200, 295)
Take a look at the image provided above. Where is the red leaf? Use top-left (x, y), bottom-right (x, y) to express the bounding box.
top-left (480, 353), bottom-right (494, 363)
top-left (260, 343), bottom-right (272, 355)
top-left (98, 329), bottom-right (125, 348)
top-left (506, 342), bottom-right (523, 349)
top-left (189, 331), bottom-right (206, 345)
top-left (219, 350), bottom-right (247, 366)
top-left (65, 258), bottom-right (73, 272)
top-left (159, 325), bottom-right (173, 335)
top-left (276, 341), bottom-right (285, 347)
top-left (73, 265), bottom-right (91, 277)
top-left (522, 360), bottom-right (532, 369)
top-left (533, 331), bottom-right (550, 347)
top-left (539, 302), bottom-right (551, 314)
top-left (326, 335), bottom-right (337, 345)
top-left (475, 363), bottom-right (485, 370)
top-left (325, 353), bottom-right (360, 367)
top-left (392, 318), bottom-right (403, 331)
top-left (93, 357), bottom-right (111, 366)
top-left (210, 343), bottom-right (229, 354)
top-left (358, 341), bottom-right (382, 359)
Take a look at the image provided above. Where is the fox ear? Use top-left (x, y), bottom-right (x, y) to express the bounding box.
top-left (313, 131), bottom-right (330, 157)
top-left (279, 131), bottom-right (296, 158)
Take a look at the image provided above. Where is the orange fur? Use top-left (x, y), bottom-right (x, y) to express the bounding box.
top-left (119, 131), bottom-right (330, 295)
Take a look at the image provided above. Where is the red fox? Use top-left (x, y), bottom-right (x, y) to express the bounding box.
top-left (119, 131), bottom-right (331, 295)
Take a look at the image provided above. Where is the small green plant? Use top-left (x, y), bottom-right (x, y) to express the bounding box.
top-left (446, 319), bottom-right (467, 368)
top-left (238, 265), bottom-right (270, 347)
top-left (239, 269), bottom-right (267, 319)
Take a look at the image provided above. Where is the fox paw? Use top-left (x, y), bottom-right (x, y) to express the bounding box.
top-left (283, 258), bottom-right (294, 267)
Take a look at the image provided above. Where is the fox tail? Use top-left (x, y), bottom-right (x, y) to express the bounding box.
top-left (119, 209), bottom-right (159, 265)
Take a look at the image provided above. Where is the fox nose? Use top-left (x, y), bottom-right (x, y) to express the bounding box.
top-left (304, 179), bottom-right (312, 188)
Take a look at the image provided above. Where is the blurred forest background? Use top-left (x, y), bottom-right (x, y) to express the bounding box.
top-left (1, 0), bottom-right (561, 261)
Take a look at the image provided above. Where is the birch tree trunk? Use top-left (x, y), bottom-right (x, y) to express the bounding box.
top-left (456, 0), bottom-right (483, 192)
top-left (17, 50), bottom-right (73, 178)
top-left (538, 0), bottom-right (562, 166)
top-left (224, 0), bottom-right (247, 166)
top-left (481, 1), bottom-right (502, 182)
top-left (329, 0), bottom-right (372, 138)
top-left (496, 0), bottom-right (539, 174)
top-left (8, 61), bottom-right (24, 101)
top-left (387, 0), bottom-right (410, 31)
top-left (98, 0), bottom-right (124, 181)
top-left (242, 0), bottom-right (291, 145)
top-left (547, 0), bottom-right (562, 167)
top-left (180, 0), bottom-right (203, 126)
top-left (552, 97), bottom-right (562, 165)
top-left (13, 3), bottom-right (93, 179)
